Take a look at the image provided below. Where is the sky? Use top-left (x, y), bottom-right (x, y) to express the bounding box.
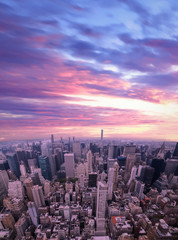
top-left (0, 0), bottom-right (178, 142)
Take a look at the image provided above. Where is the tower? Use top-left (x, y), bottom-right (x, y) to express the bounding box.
top-left (24, 178), bottom-right (34, 201)
top-left (0, 170), bottom-right (9, 191)
top-left (107, 168), bottom-right (114, 200)
top-left (28, 202), bottom-right (39, 226)
top-left (31, 185), bottom-right (45, 207)
top-left (64, 153), bottom-right (75, 178)
top-left (6, 153), bottom-right (20, 178)
top-left (101, 129), bottom-right (103, 141)
top-left (87, 150), bottom-right (93, 175)
top-left (38, 155), bottom-right (52, 180)
top-left (96, 181), bottom-right (107, 234)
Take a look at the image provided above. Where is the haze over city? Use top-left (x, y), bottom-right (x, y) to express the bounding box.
top-left (0, 0), bottom-right (178, 142)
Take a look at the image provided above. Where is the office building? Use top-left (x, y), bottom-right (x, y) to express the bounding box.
top-left (87, 150), bottom-right (93, 175)
top-left (6, 153), bottom-right (20, 178)
top-left (8, 180), bottom-right (25, 199)
top-left (15, 214), bottom-right (29, 239)
top-left (28, 158), bottom-right (38, 173)
top-left (88, 173), bottom-right (97, 188)
top-left (96, 181), bottom-right (107, 234)
top-left (101, 129), bottom-right (103, 140)
top-left (28, 202), bottom-right (39, 226)
top-left (64, 153), bottom-right (75, 178)
top-left (32, 185), bottom-right (45, 207)
top-left (0, 170), bottom-right (9, 191)
top-left (0, 211), bottom-right (15, 231)
top-left (72, 142), bottom-right (81, 160)
top-left (108, 168), bottom-right (114, 200)
top-left (24, 178), bottom-right (34, 201)
top-left (38, 155), bottom-right (52, 180)
top-left (123, 143), bottom-right (136, 156)
top-left (173, 142), bottom-right (178, 158)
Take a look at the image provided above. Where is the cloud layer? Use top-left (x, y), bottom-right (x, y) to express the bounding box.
top-left (0, 0), bottom-right (178, 141)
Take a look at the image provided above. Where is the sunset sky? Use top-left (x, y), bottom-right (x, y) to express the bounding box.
top-left (0, 0), bottom-right (178, 141)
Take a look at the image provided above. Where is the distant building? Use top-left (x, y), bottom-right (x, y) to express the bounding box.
top-left (38, 155), bottom-right (52, 180)
top-left (64, 153), bottom-right (75, 178)
top-left (6, 153), bottom-right (20, 178)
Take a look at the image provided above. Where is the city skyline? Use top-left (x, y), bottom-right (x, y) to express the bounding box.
top-left (0, 0), bottom-right (178, 141)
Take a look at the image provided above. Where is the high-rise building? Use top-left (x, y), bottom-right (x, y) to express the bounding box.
top-left (173, 142), bottom-right (178, 158)
top-left (72, 142), bottom-right (81, 160)
top-left (123, 143), bottom-right (136, 157)
top-left (28, 158), bottom-right (38, 173)
top-left (28, 202), bottom-right (39, 226)
top-left (113, 162), bottom-right (119, 191)
top-left (8, 180), bottom-right (25, 199)
top-left (0, 211), bottom-right (15, 231)
top-left (165, 159), bottom-right (178, 175)
top-left (32, 185), bottom-right (45, 208)
top-left (101, 129), bottom-right (103, 141)
top-left (4, 198), bottom-right (26, 220)
top-left (107, 158), bottom-right (117, 171)
top-left (44, 180), bottom-right (51, 195)
top-left (15, 214), bottom-right (29, 239)
top-left (127, 166), bottom-right (137, 186)
top-left (24, 178), bottom-right (34, 201)
top-left (134, 180), bottom-right (145, 200)
top-left (96, 181), bottom-right (107, 234)
top-left (38, 155), bottom-right (52, 180)
top-left (51, 134), bottom-right (54, 144)
top-left (108, 145), bottom-right (120, 159)
top-left (6, 153), bottom-right (20, 178)
top-left (107, 168), bottom-right (114, 200)
top-left (64, 153), bottom-right (75, 178)
top-left (88, 173), bottom-right (97, 188)
top-left (151, 158), bottom-right (166, 184)
top-left (0, 170), bottom-right (9, 191)
top-left (87, 150), bottom-right (93, 175)
top-left (0, 160), bottom-right (9, 171)
top-left (20, 163), bottom-right (27, 177)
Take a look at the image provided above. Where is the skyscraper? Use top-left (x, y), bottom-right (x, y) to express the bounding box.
top-left (72, 142), bottom-right (81, 160)
top-left (28, 202), bottom-right (39, 226)
top-left (6, 153), bottom-right (20, 178)
top-left (96, 181), bottom-right (107, 234)
top-left (101, 129), bottom-right (103, 141)
top-left (87, 150), bottom-right (93, 175)
top-left (64, 153), bottom-right (75, 178)
top-left (0, 170), bottom-right (9, 191)
top-left (38, 155), bottom-right (52, 180)
top-left (173, 142), bottom-right (178, 158)
top-left (31, 185), bottom-right (45, 208)
top-left (24, 178), bottom-right (34, 201)
top-left (88, 173), bottom-right (97, 188)
top-left (107, 168), bottom-right (114, 200)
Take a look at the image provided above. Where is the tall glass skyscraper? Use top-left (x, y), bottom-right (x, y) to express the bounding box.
top-left (37, 155), bottom-right (51, 180)
top-left (6, 153), bottom-right (20, 178)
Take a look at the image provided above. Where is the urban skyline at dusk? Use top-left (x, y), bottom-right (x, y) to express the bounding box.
top-left (1, 0), bottom-right (178, 142)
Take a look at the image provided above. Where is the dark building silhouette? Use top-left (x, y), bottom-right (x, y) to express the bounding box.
top-left (88, 173), bottom-right (97, 188)
top-left (0, 160), bottom-right (9, 171)
top-left (151, 158), bottom-right (166, 184)
top-left (173, 142), bottom-right (178, 158)
top-left (140, 166), bottom-right (155, 186)
top-left (6, 153), bottom-right (20, 178)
